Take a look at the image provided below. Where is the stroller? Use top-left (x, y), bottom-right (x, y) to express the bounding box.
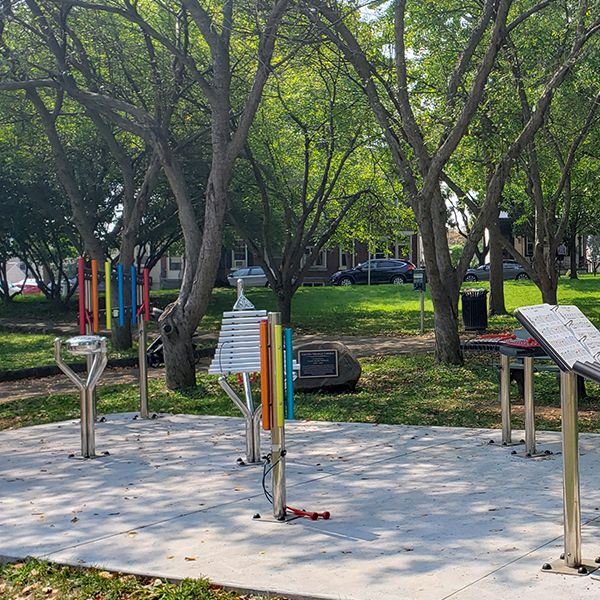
top-left (146, 307), bottom-right (202, 368)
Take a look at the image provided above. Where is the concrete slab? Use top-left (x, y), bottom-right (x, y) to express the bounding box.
top-left (1, 414), bottom-right (600, 599)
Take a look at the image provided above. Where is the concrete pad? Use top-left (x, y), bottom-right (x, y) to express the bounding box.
top-left (2, 414), bottom-right (600, 599)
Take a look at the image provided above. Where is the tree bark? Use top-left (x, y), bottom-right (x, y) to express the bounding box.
top-left (420, 219), bottom-right (463, 364)
top-left (569, 225), bottom-right (579, 279)
top-left (275, 285), bottom-right (293, 326)
top-left (488, 216), bottom-right (507, 315)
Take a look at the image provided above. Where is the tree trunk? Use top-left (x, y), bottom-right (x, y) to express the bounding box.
top-left (159, 160), bottom-right (229, 389)
top-left (160, 303), bottom-right (197, 389)
top-left (569, 226), bottom-right (578, 279)
top-left (420, 224), bottom-right (463, 365)
top-left (540, 279), bottom-right (558, 304)
top-left (488, 217), bottom-right (507, 315)
top-left (276, 286), bottom-right (293, 326)
top-left (431, 286), bottom-right (463, 364)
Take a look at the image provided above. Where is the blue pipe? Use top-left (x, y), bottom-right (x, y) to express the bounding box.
top-left (130, 264), bottom-right (137, 325)
top-left (284, 327), bottom-right (295, 420)
top-left (117, 264), bottom-right (125, 327)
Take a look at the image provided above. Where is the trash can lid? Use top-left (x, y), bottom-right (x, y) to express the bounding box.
top-left (64, 335), bottom-right (106, 355)
top-left (461, 288), bottom-right (488, 295)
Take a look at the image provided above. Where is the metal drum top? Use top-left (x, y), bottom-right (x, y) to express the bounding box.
top-left (64, 335), bottom-right (106, 355)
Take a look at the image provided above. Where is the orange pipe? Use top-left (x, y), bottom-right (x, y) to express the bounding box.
top-left (260, 319), bottom-right (271, 431)
top-left (91, 259), bottom-right (99, 333)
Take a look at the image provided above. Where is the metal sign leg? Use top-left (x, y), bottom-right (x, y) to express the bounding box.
top-left (542, 370), bottom-right (598, 575)
top-left (218, 376), bottom-right (261, 464)
top-left (138, 320), bottom-right (149, 419)
top-left (271, 419), bottom-right (286, 520)
top-left (561, 370), bottom-right (582, 568)
top-left (500, 354), bottom-right (512, 445)
top-left (524, 357), bottom-right (536, 456)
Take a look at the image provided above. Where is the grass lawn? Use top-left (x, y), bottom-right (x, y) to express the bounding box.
top-left (3, 275), bottom-right (600, 337)
top-left (2, 354), bottom-right (600, 433)
top-left (1, 275), bottom-right (599, 372)
top-left (0, 559), bottom-right (278, 599)
top-left (0, 332), bottom-right (136, 372)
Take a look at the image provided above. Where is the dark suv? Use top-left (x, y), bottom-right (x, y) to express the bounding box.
top-left (330, 259), bottom-right (415, 286)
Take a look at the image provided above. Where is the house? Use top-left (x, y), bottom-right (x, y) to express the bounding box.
top-left (150, 232), bottom-right (420, 289)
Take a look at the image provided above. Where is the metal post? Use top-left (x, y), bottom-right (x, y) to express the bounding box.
top-left (54, 336), bottom-right (107, 459)
top-left (560, 370), bottom-right (582, 569)
top-left (524, 356), bottom-right (536, 455)
top-left (218, 376), bottom-right (261, 464)
top-left (420, 290), bottom-right (425, 334)
top-left (500, 353), bottom-right (512, 444)
top-left (138, 319), bottom-right (149, 419)
top-left (243, 372), bottom-right (260, 462)
top-left (84, 386), bottom-right (95, 457)
top-left (269, 312), bottom-right (286, 520)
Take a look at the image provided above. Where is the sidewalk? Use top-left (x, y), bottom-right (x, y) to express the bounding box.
top-left (1, 414), bottom-right (599, 599)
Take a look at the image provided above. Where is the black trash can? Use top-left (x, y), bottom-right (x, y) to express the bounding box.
top-left (461, 288), bottom-right (488, 331)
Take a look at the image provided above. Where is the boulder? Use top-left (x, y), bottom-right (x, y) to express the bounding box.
top-left (294, 341), bottom-right (361, 392)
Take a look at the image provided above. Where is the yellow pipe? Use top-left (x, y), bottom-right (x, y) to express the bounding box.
top-left (105, 262), bottom-right (111, 330)
top-left (274, 323), bottom-right (284, 427)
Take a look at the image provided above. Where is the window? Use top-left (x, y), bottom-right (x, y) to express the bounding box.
top-left (303, 247), bottom-right (327, 269)
top-left (525, 237), bottom-right (534, 257)
top-left (168, 255), bottom-right (182, 271)
top-left (231, 240), bottom-right (248, 269)
top-left (339, 248), bottom-right (356, 269)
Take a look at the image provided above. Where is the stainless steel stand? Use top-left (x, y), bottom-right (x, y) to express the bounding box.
top-left (219, 376), bottom-right (262, 463)
top-left (543, 370), bottom-right (598, 575)
top-left (523, 357), bottom-right (536, 455)
top-left (54, 336), bottom-right (108, 459)
top-left (500, 354), bottom-right (512, 445)
top-left (269, 312), bottom-right (286, 520)
top-left (138, 319), bottom-right (149, 419)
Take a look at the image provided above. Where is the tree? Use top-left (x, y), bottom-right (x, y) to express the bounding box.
top-left (230, 48), bottom-right (383, 323)
top-left (307, 0), bottom-right (599, 362)
top-left (32, 0), bottom-right (289, 388)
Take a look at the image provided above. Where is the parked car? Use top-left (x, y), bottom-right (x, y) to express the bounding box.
top-left (463, 260), bottom-right (530, 282)
top-left (227, 266), bottom-right (269, 287)
top-left (0, 281), bottom-right (22, 297)
top-left (14, 278), bottom-right (42, 294)
top-left (330, 259), bottom-right (415, 286)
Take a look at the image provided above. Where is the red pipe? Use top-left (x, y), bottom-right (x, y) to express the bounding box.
top-left (143, 267), bottom-right (150, 321)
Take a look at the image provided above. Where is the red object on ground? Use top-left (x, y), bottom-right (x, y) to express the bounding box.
top-left (286, 505), bottom-right (331, 520)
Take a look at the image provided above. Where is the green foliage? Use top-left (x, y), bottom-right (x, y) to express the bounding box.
top-left (0, 559), bottom-right (263, 600)
top-left (3, 352), bottom-right (600, 434)
top-left (3, 276), bottom-right (600, 371)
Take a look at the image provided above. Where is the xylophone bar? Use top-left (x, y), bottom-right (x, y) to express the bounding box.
top-left (105, 261), bottom-right (111, 330)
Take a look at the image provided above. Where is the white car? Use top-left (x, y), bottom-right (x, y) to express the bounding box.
top-left (1, 281), bottom-right (22, 297)
top-left (227, 266), bottom-right (268, 288)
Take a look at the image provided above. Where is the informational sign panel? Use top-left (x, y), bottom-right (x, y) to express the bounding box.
top-left (413, 269), bottom-right (426, 291)
top-left (515, 304), bottom-right (600, 381)
top-left (298, 350), bottom-right (339, 378)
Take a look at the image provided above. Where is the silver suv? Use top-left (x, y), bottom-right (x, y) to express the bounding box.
top-left (464, 260), bottom-right (530, 282)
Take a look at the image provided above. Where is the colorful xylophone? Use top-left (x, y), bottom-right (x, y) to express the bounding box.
top-left (77, 257), bottom-right (150, 335)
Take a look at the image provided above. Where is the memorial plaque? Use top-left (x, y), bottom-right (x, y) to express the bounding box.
top-left (298, 350), bottom-right (339, 378)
